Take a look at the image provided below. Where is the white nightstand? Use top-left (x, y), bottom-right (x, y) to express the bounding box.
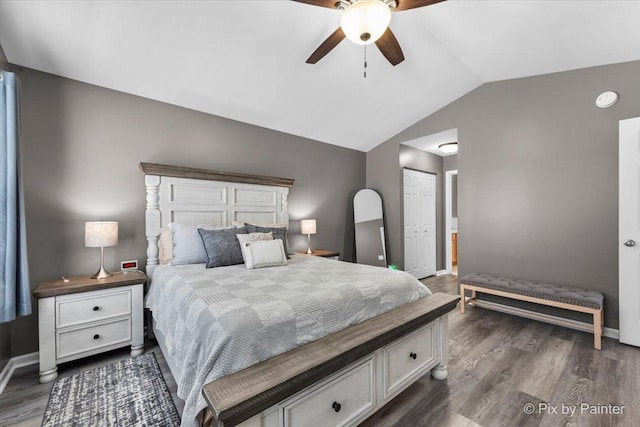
top-left (33, 271), bottom-right (146, 383)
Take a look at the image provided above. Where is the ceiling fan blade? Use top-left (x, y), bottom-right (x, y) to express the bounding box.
top-left (292, 0), bottom-right (340, 9)
top-left (306, 27), bottom-right (346, 64)
top-left (375, 28), bottom-right (405, 66)
top-left (394, 0), bottom-right (446, 12)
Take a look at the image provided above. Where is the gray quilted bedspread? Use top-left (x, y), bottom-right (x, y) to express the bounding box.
top-left (145, 254), bottom-right (430, 427)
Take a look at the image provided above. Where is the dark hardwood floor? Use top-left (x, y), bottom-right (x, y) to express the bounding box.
top-left (362, 275), bottom-right (639, 427)
top-left (1, 274), bottom-right (638, 426)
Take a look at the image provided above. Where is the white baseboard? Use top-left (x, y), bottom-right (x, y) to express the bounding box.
top-left (470, 299), bottom-right (620, 340)
top-left (436, 270), bottom-right (448, 276)
top-left (0, 351), bottom-right (39, 395)
top-left (604, 327), bottom-right (620, 340)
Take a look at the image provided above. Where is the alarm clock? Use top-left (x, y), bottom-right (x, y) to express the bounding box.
top-left (120, 260), bottom-right (139, 272)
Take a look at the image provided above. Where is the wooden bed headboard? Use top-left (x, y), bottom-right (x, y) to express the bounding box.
top-left (140, 163), bottom-right (294, 278)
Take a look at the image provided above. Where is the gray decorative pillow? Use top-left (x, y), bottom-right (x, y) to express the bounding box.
top-left (198, 227), bottom-right (248, 268)
top-left (244, 223), bottom-right (291, 258)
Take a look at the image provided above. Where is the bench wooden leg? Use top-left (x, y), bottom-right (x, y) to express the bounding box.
top-left (593, 309), bottom-right (602, 350)
top-left (460, 285), bottom-right (478, 314)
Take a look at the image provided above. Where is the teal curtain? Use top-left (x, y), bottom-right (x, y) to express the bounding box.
top-left (0, 70), bottom-right (30, 323)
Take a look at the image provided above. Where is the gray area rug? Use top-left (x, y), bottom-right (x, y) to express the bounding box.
top-left (42, 352), bottom-right (180, 426)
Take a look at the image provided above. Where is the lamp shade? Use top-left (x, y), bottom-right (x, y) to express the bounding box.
top-left (85, 221), bottom-right (118, 247)
top-left (340, 0), bottom-right (391, 45)
top-left (300, 219), bottom-right (317, 235)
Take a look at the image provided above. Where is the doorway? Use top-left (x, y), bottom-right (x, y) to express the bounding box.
top-left (403, 168), bottom-right (437, 279)
top-left (445, 169), bottom-right (458, 275)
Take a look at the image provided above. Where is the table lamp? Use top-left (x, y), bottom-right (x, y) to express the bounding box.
top-left (85, 221), bottom-right (118, 279)
top-left (300, 219), bottom-right (316, 254)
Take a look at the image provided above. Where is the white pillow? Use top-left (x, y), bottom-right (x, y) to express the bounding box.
top-left (239, 239), bottom-right (287, 269)
top-left (169, 223), bottom-right (234, 265)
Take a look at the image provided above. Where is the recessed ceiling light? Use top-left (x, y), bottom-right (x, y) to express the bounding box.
top-left (595, 91), bottom-right (619, 108)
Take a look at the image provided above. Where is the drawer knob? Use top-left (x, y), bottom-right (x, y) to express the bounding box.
top-left (410, 352), bottom-right (417, 360)
top-left (92, 306), bottom-right (100, 311)
top-left (93, 334), bottom-right (100, 340)
top-left (332, 401), bottom-right (342, 413)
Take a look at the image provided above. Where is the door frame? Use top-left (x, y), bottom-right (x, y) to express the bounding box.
top-left (619, 117), bottom-right (640, 346)
top-left (445, 170), bottom-right (458, 275)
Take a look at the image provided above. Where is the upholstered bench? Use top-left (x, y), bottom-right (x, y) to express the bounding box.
top-left (460, 273), bottom-right (604, 350)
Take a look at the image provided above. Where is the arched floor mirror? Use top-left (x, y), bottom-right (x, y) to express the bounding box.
top-left (354, 189), bottom-right (387, 267)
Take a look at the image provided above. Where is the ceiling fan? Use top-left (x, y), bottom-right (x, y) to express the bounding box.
top-left (293, 0), bottom-right (446, 66)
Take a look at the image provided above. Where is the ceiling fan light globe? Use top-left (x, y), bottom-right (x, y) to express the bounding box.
top-left (340, 0), bottom-right (391, 45)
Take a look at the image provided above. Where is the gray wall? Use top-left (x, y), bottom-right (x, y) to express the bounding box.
top-left (399, 144), bottom-right (444, 271)
top-left (9, 66), bottom-right (365, 357)
top-left (0, 44), bottom-right (11, 371)
top-left (367, 138), bottom-right (401, 266)
top-left (443, 154), bottom-right (457, 172)
top-left (367, 60), bottom-right (640, 328)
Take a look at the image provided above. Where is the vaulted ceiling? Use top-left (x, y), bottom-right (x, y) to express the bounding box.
top-left (1, 1), bottom-right (639, 151)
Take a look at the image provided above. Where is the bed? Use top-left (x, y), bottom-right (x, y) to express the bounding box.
top-left (140, 163), bottom-right (457, 427)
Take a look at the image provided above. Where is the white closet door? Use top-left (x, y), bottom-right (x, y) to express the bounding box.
top-left (404, 170), bottom-right (419, 276)
top-left (619, 117), bottom-right (640, 347)
top-left (404, 169), bottom-right (436, 279)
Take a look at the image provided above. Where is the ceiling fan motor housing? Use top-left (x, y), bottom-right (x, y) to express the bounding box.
top-left (335, 0), bottom-right (397, 9)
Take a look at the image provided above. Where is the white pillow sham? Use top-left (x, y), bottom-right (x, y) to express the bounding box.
top-left (169, 223), bottom-right (233, 265)
top-left (239, 239), bottom-right (287, 270)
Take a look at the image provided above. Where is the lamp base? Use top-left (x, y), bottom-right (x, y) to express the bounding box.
top-left (91, 246), bottom-right (113, 279)
top-left (91, 265), bottom-right (113, 280)
top-left (306, 234), bottom-right (313, 254)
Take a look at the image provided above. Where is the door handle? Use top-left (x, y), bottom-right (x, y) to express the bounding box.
top-left (624, 239), bottom-right (636, 247)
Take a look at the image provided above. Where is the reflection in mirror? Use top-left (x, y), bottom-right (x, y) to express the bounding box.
top-left (354, 189), bottom-right (387, 267)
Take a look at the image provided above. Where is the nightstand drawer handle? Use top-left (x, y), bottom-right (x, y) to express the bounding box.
top-left (332, 402), bottom-right (341, 413)
top-left (92, 306), bottom-right (100, 311)
top-left (93, 334), bottom-right (100, 340)
top-left (410, 352), bottom-right (417, 360)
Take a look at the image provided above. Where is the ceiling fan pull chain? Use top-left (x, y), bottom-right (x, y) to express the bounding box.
top-left (364, 45), bottom-right (367, 78)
